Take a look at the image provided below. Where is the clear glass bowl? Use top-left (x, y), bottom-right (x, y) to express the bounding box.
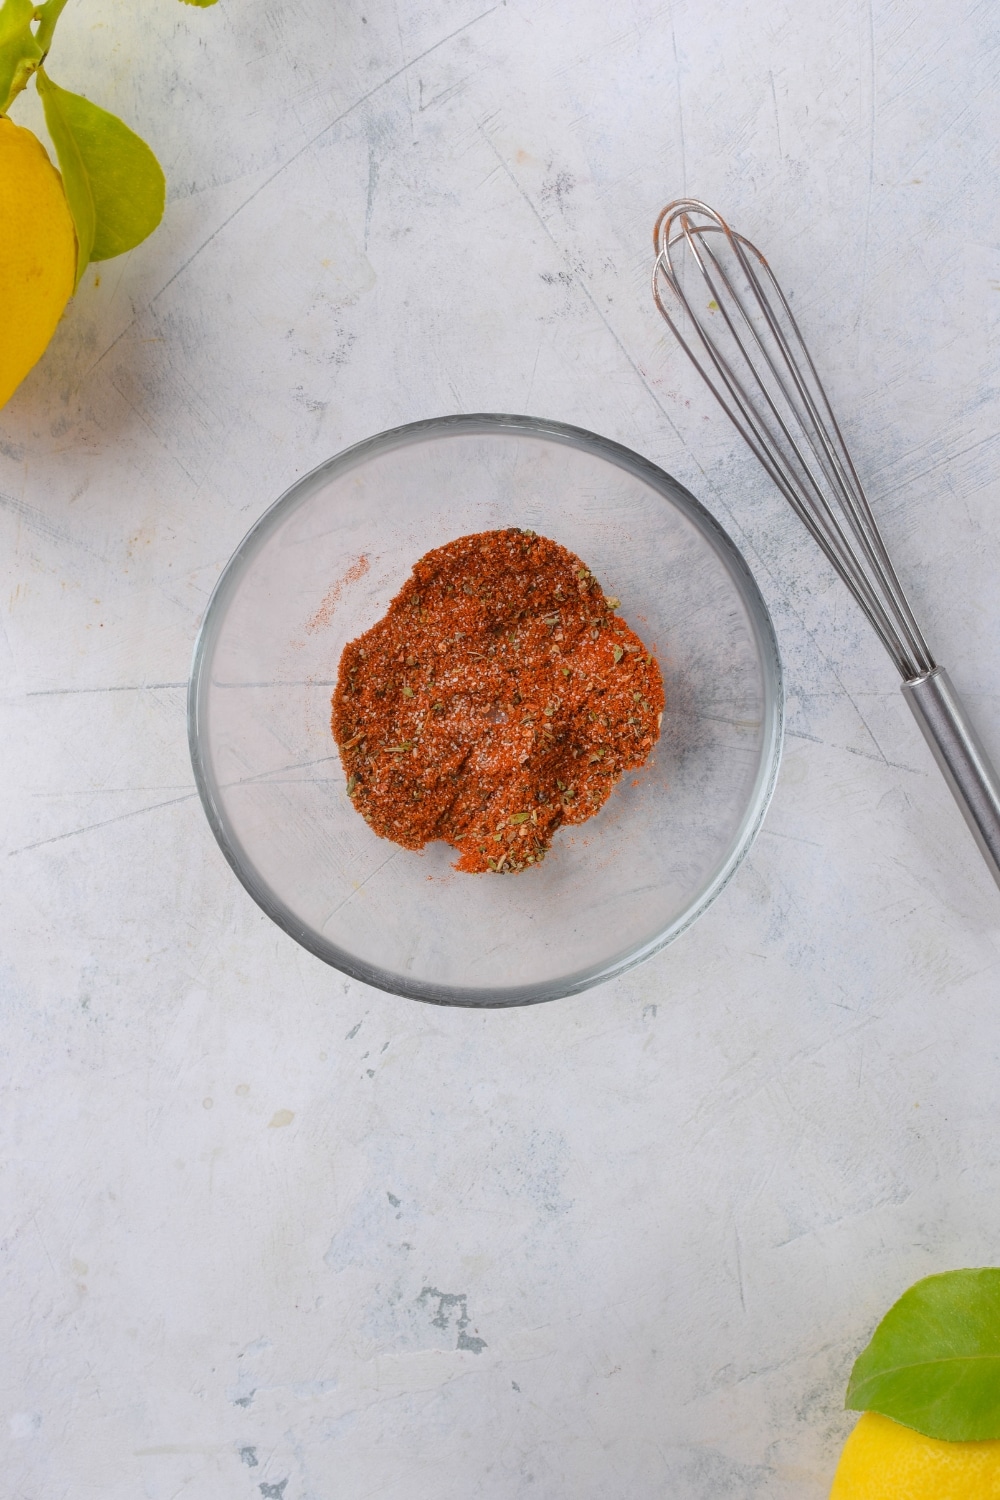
top-left (189, 415), bottom-right (783, 1007)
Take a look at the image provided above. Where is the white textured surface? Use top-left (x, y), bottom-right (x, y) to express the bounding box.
top-left (3, 2), bottom-right (1000, 1496)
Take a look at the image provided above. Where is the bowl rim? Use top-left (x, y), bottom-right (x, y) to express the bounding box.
top-left (188, 412), bottom-right (784, 1007)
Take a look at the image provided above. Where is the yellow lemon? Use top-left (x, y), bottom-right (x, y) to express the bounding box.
top-left (0, 115), bottom-right (77, 408)
top-left (831, 1412), bottom-right (1000, 1498)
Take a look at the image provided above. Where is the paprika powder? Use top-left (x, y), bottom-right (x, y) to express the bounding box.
top-left (331, 528), bottom-right (664, 873)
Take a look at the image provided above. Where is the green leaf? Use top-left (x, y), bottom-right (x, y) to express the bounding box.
top-left (37, 70), bottom-right (165, 283)
top-left (0, 0), bottom-right (42, 114)
top-left (178, 0), bottom-right (219, 7)
top-left (846, 1268), bottom-right (1000, 1440)
top-left (37, 69), bottom-right (94, 282)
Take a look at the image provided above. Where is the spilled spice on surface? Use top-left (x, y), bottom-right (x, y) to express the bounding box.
top-left (330, 528), bottom-right (665, 873)
top-left (306, 553), bottom-right (370, 634)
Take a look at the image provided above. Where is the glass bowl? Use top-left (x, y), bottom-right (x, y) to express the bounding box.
top-left (189, 415), bottom-right (782, 1007)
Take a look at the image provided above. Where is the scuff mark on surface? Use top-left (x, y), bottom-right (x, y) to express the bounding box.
top-left (418, 1287), bottom-right (487, 1353)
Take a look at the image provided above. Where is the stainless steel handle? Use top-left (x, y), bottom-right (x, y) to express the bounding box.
top-left (902, 667), bottom-right (1000, 891)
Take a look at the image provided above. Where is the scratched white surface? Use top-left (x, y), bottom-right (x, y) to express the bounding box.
top-left (3, 2), bottom-right (1000, 1496)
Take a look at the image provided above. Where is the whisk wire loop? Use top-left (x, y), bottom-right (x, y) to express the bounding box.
top-left (652, 200), bottom-right (934, 680)
top-left (654, 219), bottom-right (901, 657)
top-left (681, 229), bottom-right (883, 596)
top-left (740, 250), bottom-right (934, 675)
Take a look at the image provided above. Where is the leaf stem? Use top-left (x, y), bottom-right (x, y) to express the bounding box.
top-left (34, 0), bottom-right (70, 59)
top-left (0, 0), bottom-right (67, 114)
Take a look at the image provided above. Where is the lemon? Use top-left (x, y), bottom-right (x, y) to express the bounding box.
top-left (0, 115), bottom-right (77, 408)
top-left (831, 1411), bottom-right (1000, 1498)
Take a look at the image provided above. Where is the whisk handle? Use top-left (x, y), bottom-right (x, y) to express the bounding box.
top-left (902, 667), bottom-right (1000, 891)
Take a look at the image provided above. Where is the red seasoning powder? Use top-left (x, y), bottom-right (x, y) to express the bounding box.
top-left (331, 528), bottom-right (665, 873)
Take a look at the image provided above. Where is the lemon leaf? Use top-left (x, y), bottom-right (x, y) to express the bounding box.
top-left (846, 1268), bottom-right (1000, 1440)
top-left (37, 71), bottom-right (164, 283)
top-left (0, 0), bottom-right (42, 114)
top-left (37, 70), bottom-right (94, 283)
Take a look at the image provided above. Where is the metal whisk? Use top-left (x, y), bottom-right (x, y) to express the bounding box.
top-left (652, 198), bottom-right (1000, 891)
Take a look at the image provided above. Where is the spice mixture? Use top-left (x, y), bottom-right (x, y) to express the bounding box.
top-left (331, 528), bottom-right (665, 873)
